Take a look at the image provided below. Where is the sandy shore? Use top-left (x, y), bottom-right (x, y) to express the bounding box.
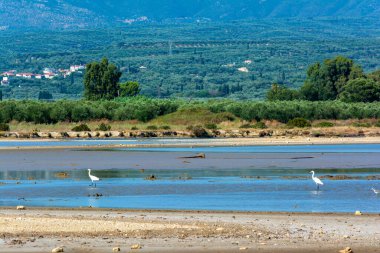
top-left (1, 136), bottom-right (380, 150)
top-left (0, 208), bottom-right (379, 253)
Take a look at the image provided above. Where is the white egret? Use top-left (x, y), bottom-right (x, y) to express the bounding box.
top-left (372, 188), bottom-right (379, 195)
top-left (310, 170), bottom-right (323, 190)
top-left (88, 169), bottom-right (100, 187)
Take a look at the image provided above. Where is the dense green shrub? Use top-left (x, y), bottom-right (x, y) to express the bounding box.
top-left (131, 126), bottom-right (139, 130)
top-left (0, 123), bottom-right (10, 131)
top-left (0, 99), bottom-right (380, 125)
top-left (352, 122), bottom-right (372, 128)
top-left (161, 125), bottom-right (171, 130)
top-left (146, 125), bottom-right (158, 130)
top-left (188, 125), bottom-right (210, 138)
top-left (287, 118), bottom-right (311, 128)
top-left (72, 123), bottom-right (91, 132)
top-left (314, 121), bottom-right (335, 127)
top-left (239, 123), bottom-right (253, 129)
top-left (97, 123), bottom-right (111, 131)
top-left (252, 122), bottom-right (267, 129)
top-left (204, 123), bottom-right (218, 130)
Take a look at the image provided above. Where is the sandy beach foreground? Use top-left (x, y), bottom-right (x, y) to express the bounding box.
top-left (0, 208), bottom-right (379, 253)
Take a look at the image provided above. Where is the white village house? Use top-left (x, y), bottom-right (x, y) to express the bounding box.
top-left (1, 76), bottom-right (9, 86)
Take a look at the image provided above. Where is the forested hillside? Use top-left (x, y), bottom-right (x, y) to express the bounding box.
top-left (0, 0), bottom-right (379, 29)
top-left (1, 19), bottom-right (379, 100)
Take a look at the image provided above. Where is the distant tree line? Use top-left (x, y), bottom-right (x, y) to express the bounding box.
top-left (1, 98), bottom-right (380, 124)
top-left (267, 56), bottom-right (380, 103)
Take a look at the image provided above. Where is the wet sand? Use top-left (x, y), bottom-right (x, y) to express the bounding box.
top-left (0, 149), bottom-right (379, 171)
top-left (1, 136), bottom-right (380, 150)
top-left (0, 208), bottom-right (379, 253)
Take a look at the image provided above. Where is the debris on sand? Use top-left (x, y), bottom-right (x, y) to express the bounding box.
top-left (88, 193), bottom-right (103, 197)
top-left (16, 206), bottom-right (26, 210)
top-left (320, 175), bottom-right (360, 180)
top-left (145, 175), bottom-right (157, 181)
top-left (51, 247), bottom-right (64, 253)
top-left (112, 247), bottom-right (120, 252)
top-left (179, 153), bottom-right (206, 159)
top-left (9, 239), bottom-right (24, 245)
top-left (339, 247), bottom-right (353, 253)
top-left (131, 244), bottom-right (142, 250)
top-left (55, 172), bottom-right (70, 179)
top-left (290, 156), bottom-right (315, 160)
top-left (354, 211), bottom-right (362, 216)
top-left (178, 173), bottom-right (192, 180)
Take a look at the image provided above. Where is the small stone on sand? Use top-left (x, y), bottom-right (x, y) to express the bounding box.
top-left (51, 247), bottom-right (64, 253)
top-left (131, 244), bottom-right (142, 250)
top-left (339, 247), bottom-right (353, 253)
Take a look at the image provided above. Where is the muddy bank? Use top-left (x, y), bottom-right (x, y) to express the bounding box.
top-left (0, 149), bottom-right (380, 171)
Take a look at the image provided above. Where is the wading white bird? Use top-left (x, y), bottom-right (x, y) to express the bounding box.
top-left (310, 170), bottom-right (324, 191)
top-left (88, 169), bottom-right (100, 187)
top-left (372, 188), bottom-right (379, 195)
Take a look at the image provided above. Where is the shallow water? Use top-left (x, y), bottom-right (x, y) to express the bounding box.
top-left (0, 141), bottom-right (379, 213)
top-left (0, 176), bottom-right (379, 213)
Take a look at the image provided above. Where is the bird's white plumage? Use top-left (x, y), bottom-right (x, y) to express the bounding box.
top-left (88, 169), bottom-right (100, 185)
top-left (310, 170), bottom-right (323, 190)
top-left (372, 188), bottom-right (379, 194)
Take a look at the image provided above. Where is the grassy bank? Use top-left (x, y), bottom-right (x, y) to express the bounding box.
top-left (6, 114), bottom-right (380, 138)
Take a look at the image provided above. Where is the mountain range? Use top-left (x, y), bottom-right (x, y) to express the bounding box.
top-left (1, 0), bottom-right (379, 30)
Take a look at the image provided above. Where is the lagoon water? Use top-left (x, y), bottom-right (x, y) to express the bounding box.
top-left (0, 140), bottom-right (379, 213)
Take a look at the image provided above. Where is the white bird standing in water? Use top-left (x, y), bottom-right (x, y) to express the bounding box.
top-left (88, 169), bottom-right (100, 187)
top-left (310, 170), bottom-right (323, 191)
top-left (372, 188), bottom-right (379, 195)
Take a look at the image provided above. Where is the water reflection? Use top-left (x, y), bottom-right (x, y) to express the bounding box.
top-left (1, 167), bottom-right (380, 181)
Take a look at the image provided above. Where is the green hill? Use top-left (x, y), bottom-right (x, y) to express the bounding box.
top-left (1, 0), bottom-right (379, 29)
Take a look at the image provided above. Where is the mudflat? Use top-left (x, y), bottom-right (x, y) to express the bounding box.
top-left (0, 208), bottom-right (379, 253)
top-left (0, 149), bottom-right (379, 171)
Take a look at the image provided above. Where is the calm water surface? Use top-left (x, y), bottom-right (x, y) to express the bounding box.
top-left (0, 141), bottom-right (379, 213)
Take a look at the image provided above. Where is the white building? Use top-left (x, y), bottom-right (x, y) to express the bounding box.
top-left (238, 67), bottom-right (249, 73)
top-left (70, 65), bottom-right (85, 72)
top-left (21, 73), bottom-right (33, 78)
top-left (44, 73), bottom-right (56, 79)
top-left (1, 76), bottom-right (9, 86)
top-left (43, 68), bottom-right (56, 74)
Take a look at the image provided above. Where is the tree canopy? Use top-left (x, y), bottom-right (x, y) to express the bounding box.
top-left (266, 84), bottom-right (299, 101)
top-left (38, 91), bottom-right (53, 100)
top-left (84, 58), bottom-right (122, 100)
top-left (300, 56), bottom-right (364, 101)
top-left (339, 78), bottom-right (380, 103)
top-left (119, 81), bottom-right (140, 97)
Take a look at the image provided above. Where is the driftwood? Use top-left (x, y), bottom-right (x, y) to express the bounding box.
top-left (179, 153), bottom-right (206, 159)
